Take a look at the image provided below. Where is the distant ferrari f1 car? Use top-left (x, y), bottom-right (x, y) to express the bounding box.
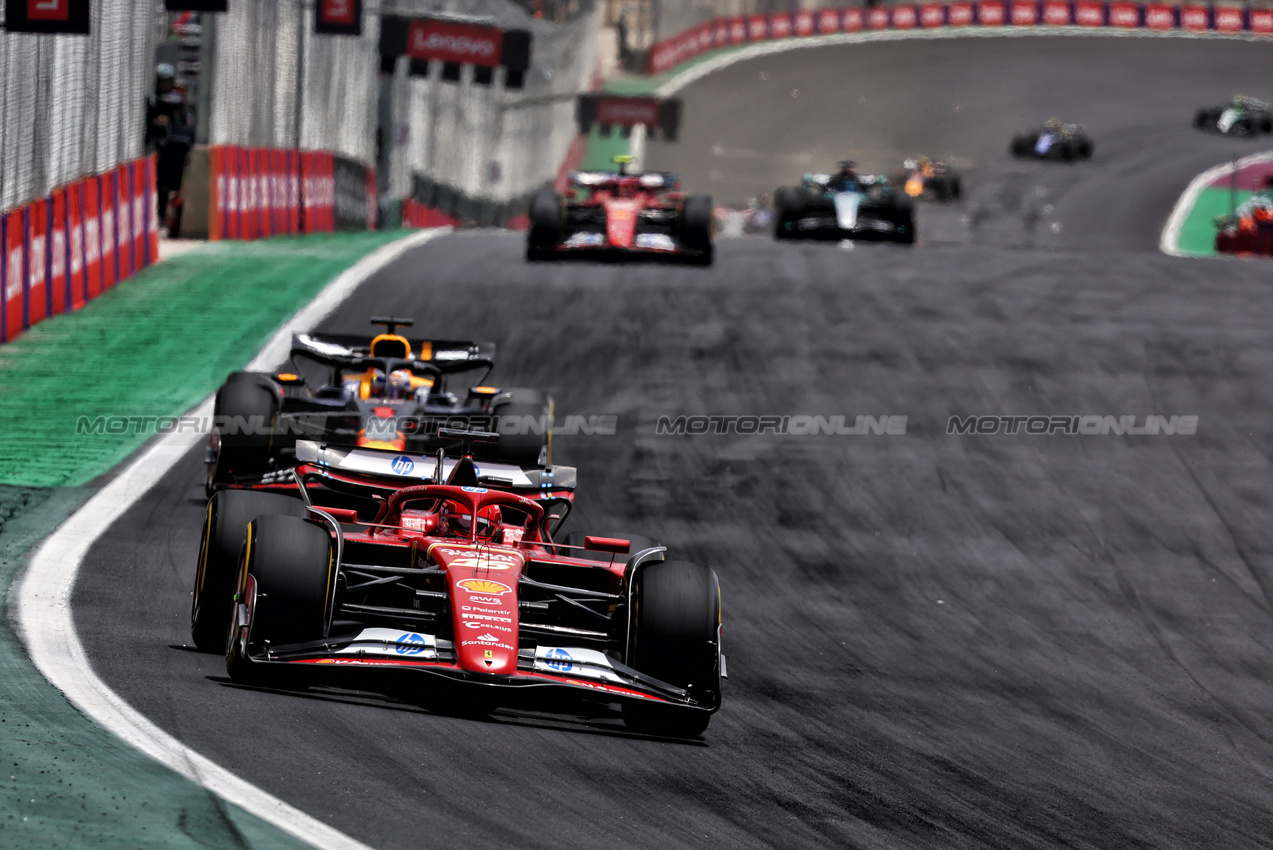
top-left (207, 317), bottom-right (552, 493)
top-left (526, 156), bottom-right (714, 265)
top-left (1010, 120), bottom-right (1093, 161)
top-left (193, 435), bottom-right (725, 737)
top-left (772, 162), bottom-right (916, 244)
top-left (899, 157), bottom-right (962, 201)
top-left (1194, 96), bottom-right (1273, 137)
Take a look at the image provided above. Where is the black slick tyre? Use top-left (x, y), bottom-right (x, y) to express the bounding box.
top-left (622, 560), bottom-right (721, 738)
top-left (226, 514), bottom-right (334, 684)
top-left (191, 490), bottom-right (307, 653)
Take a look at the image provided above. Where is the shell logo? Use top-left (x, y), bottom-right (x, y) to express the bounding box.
top-left (457, 578), bottom-right (512, 596)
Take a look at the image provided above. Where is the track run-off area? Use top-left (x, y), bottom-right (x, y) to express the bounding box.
top-left (27, 32), bottom-right (1273, 850)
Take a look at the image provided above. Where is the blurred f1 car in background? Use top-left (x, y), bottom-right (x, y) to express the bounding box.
top-left (207, 317), bottom-right (553, 493)
top-left (193, 435), bottom-right (725, 737)
top-left (899, 157), bottom-right (962, 201)
top-left (772, 162), bottom-right (916, 244)
top-left (1010, 119), bottom-right (1094, 161)
top-left (526, 156), bottom-right (714, 265)
top-left (1194, 95), bottom-right (1273, 137)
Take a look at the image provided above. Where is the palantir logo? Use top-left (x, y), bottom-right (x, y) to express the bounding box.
top-left (396, 633), bottom-right (428, 655)
top-left (391, 455), bottom-right (414, 475)
top-left (545, 648), bottom-right (573, 672)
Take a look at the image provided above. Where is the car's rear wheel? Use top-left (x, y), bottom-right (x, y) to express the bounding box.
top-left (622, 560), bottom-right (721, 738)
top-left (191, 490), bottom-right (307, 652)
top-left (890, 196), bottom-right (916, 245)
top-left (208, 376), bottom-right (281, 494)
top-left (226, 514), bottom-right (334, 684)
top-left (487, 389), bottom-right (551, 466)
top-left (1010, 134), bottom-right (1032, 157)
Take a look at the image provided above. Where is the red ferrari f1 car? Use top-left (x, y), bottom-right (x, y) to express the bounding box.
top-left (526, 156), bottom-right (714, 265)
top-left (192, 433), bottom-right (725, 737)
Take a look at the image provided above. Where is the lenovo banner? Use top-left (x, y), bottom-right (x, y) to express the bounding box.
top-left (407, 19), bottom-right (503, 67)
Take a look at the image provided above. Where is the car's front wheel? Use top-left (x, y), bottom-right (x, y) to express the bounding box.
top-left (622, 559), bottom-right (721, 738)
top-left (226, 514), bottom-right (335, 684)
top-left (191, 490), bottom-right (307, 653)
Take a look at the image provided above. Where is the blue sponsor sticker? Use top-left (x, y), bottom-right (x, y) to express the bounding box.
top-left (396, 633), bottom-right (428, 655)
top-left (391, 455), bottom-right (414, 475)
top-left (461, 486), bottom-right (487, 493)
top-left (544, 647), bottom-right (573, 672)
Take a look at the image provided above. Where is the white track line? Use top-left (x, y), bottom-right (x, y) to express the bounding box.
top-left (1160, 152), bottom-right (1273, 257)
top-left (14, 227), bottom-right (448, 850)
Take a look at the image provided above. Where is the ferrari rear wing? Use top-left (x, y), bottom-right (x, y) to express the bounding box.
top-left (294, 440), bottom-right (577, 492)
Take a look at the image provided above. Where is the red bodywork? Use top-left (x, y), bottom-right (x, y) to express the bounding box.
top-left (224, 449), bottom-right (715, 713)
top-left (563, 173), bottom-right (683, 252)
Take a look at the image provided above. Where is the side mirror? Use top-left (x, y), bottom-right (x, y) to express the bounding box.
top-left (584, 535), bottom-right (630, 554)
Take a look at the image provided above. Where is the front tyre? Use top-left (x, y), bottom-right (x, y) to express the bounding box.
top-left (226, 514), bottom-right (335, 684)
top-left (680, 194), bottom-right (715, 266)
top-left (623, 560), bottom-right (721, 738)
top-left (772, 186), bottom-right (803, 240)
top-left (526, 189), bottom-right (562, 262)
top-left (191, 490), bottom-right (307, 653)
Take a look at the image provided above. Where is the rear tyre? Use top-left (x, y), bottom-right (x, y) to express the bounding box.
top-left (680, 194), bottom-right (715, 266)
top-left (191, 490), bottom-right (307, 653)
top-left (1010, 134), bottom-right (1032, 157)
top-left (1078, 139), bottom-right (1093, 159)
top-left (526, 189), bottom-right (562, 262)
top-left (208, 376), bottom-right (281, 493)
top-left (622, 560), bottom-right (721, 738)
top-left (488, 389), bottom-right (551, 465)
top-left (950, 177), bottom-right (963, 200)
top-left (226, 515), bottom-right (334, 684)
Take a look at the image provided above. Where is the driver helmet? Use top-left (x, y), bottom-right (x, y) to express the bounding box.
top-left (156, 63), bottom-right (175, 80)
top-left (387, 369), bottom-right (412, 401)
top-left (1045, 117), bottom-right (1062, 131)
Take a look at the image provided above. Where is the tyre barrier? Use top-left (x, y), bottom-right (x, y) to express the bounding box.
top-left (0, 156), bottom-right (159, 344)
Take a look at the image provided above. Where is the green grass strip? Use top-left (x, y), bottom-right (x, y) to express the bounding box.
top-left (0, 231), bottom-right (402, 488)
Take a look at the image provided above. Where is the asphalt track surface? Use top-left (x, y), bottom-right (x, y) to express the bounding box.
top-left (75, 36), bottom-right (1273, 849)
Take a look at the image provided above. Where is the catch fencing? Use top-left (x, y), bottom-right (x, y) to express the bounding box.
top-left (0, 1), bottom-right (158, 343)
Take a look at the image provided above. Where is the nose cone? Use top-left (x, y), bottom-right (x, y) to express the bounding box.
top-left (605, 199), bottom-right (642, 247)
top-left (442, 560), bottom-right (522, 675)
